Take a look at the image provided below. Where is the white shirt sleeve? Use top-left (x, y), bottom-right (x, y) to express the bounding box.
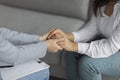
top-left (78, 23), bottom-right (120, 58)
top-left (72, 14), bottom-right (99, 42)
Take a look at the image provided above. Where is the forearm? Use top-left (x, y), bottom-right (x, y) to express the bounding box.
top-left (71, 14), bottom-right (98, 42)
top-left (0, 34), bottom-right (47, 65)
top-left (15, 41), bottom-right (47, 65)
top-left (0, 28), bottom-right (41, 45)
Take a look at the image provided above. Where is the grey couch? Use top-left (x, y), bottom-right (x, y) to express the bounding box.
top-left (0, 0), bottom-right (118, 80)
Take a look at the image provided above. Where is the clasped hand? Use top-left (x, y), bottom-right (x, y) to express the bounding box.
top-left (40, 28), bottom-right (78, 53)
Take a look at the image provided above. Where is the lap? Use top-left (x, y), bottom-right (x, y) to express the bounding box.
top-left (79, 51), bottom-right (120, 66)
top-left (17, 69), bottom-right (49, 80)
top-left (78, 51), bottom-right (120, 77)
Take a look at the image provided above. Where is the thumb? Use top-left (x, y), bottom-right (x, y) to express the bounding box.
top-left (48, 28), bottom-right (56, 34)
top-left (47, 28), bottom-right (57, 38)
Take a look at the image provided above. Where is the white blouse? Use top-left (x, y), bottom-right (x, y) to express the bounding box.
top-left (72, 2), bottom-right (120, 58)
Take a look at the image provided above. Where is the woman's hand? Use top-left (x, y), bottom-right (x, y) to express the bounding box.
top-left (45, 38), bottom-right (64, 53)
top-left (47, 28), bottom-right (74, 41)
top-left (57, 38), bottom-right (78, 52)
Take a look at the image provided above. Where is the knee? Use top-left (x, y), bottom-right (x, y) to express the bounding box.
top-left (79, 55), bottom-right (93, 67)
top-left (78, 56), bottom-right (99, 74)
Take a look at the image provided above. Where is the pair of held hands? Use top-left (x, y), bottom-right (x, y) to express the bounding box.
top-left (40, 28), bottom-right (78, 53)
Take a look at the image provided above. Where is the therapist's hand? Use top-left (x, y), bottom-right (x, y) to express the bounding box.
top-left (47, 28), bottom-right (74, 41)
top-left (40, 28), bottom-right (56, 41)
top-left (46, 38), bottom-right (64, 53)
top-left (57, 38), bottom-right (78, 52)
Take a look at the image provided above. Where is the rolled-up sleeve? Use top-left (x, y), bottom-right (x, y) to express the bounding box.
top-left (72, 14), bottom-right (99, 42)
top-left (77, 23), bottom-right (120, 58)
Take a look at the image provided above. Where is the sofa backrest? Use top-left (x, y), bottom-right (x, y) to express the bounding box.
top-left (0, 0), bottom-right (90, 21)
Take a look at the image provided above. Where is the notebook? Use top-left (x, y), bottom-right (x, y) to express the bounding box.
top-left (0, 60), bottom-right (49, 80)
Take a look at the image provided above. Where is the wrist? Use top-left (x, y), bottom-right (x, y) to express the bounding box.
top-left (72, 42), bottom-right (78, 52)
top-left (40, 36), bottom-right (45, 41)
top-left (45, 40), bottom-right (49, 48)
top-left (66, 33), bottom-right (74, 41)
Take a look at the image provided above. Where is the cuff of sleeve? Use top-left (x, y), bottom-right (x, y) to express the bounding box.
top-left (34, 35), bottom-right (41, 42)
top-left (32, 41), bottom-right (47, 58)
top-left (77, 42), bottom-right (90, 54)
top-left (72, 32), bottom-right (80, 42)
top-left (15, 41), bottom-right (47, 65)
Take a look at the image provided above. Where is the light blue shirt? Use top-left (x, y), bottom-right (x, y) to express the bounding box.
top-left (0, 27), bottom-right (47, 79)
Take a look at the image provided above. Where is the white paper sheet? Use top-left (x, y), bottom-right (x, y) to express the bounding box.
top-left (0, 60), bottom-right (49, 80)
top-left (0, 62), bottom-right (12, 67)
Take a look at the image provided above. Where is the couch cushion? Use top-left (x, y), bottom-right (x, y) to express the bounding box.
top-left (0, 4), bottom-right (84, 35)
top-left (0, 4), bottom-right (85, 64)
top-left (0, 0), bottom-right (90, 21)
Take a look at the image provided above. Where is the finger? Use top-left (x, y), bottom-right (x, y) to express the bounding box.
top-left (55, 38), bottom-right (65, 42)
top-left (47, 28), bottom-right (57, 39)
top-left (59, 44), bottom-right (65, 49)
top-left (57, 38), bottom-right (65, 43)
top-left (48, 28), bottom-right (56, 35)
top-left (57, 42), bottom-right (64, 45)
top-left (47, 30), bottom-right (57, 39)
top-left (58, 44), bottom-right (65, 49)
top-left (49, 33), bottom-right (63, 39)
top-left (56, 45), bottom-right (63, 50)
top-left (55, 33), bottom-right (63, 39)
top-left (49, 34), bottom-right (56, 39)
top-left (47, 29), bottom-right (60, 39)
